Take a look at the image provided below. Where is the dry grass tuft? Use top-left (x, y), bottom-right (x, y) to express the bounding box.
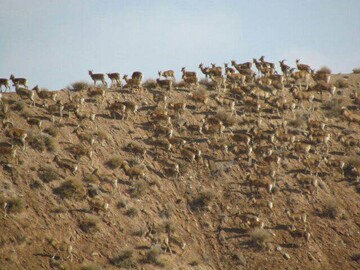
top-left (79, 217), bottom-right (99, 233)
top-left (28, 134), bottom-right (46, 152)
top-left (126, 207), bottom-right (138, 218)
top-left (38, 166), bottom-right (60, 183)
top-left (334, 79), bottom-right (350, 89)
top-left (288, 114), bottom-right (305, 128)
top-left (68, 81), bottom-right (91, 92)
top-left (142, 245), bottom-right (164, 266)
top-left (322, 198), bottom-right (341, 219)
top-left (12, 101), bottom-right (25, 112)
top-left (322, 98), bottom-right (344, 118)
top-left (53, 178), bottom-right (85, 200)
top-left (0, 196), bottom-right (25, 214)
top-left (143, 79), bottom-right (157, 89)
top-left (43, 126), bottom-right (59, 137)
top-left (106, 156), bottom-right (123, 169)
top-left (110, 249), bottom-right (138, 268)
top-left (250, 229), bottom-right (272, 248)
top-left (353, 68), bottom-right (360, 74)
top-left (317, 66), bottom-right (332, 74)
top-left (346, 156), bottom-right (360, 168)
top-left (215, 109), bottom-right (236, 127)
top-left (129, 180), bottom-right (149, 198)
top-left (44, 135), bottom-right (58, 152)
top-left (80, 265), bottom-right (101, 270)
top-left (190, 189), bottom-right (215, 211)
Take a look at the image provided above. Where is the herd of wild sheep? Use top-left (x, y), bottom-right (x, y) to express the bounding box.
top-left (1, 56), bottom-right (360, 264)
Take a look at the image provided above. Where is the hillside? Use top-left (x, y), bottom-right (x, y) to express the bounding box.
top-left (0, 71), bottom-right (360, 270)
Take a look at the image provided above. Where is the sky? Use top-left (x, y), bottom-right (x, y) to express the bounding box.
top-left (0, 0), bottom-right (359, 89)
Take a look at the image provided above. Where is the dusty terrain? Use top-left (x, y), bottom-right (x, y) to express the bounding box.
top-left (0, 70), bottom-right (360, 270)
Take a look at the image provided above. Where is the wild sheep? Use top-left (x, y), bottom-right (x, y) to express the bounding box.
top-left (210, 74), bottom-right (227, 93)
top-left (158, 70), bottom-right (175, 81)
top-left (131, 71), bottom-right (143, 82)
top-left (279, 60), bottom-right (290, 77)
top-left (289, 68), bottom-right (311, 90)
top-left (34, 86), bottom-right (57, 105)
top-left (121, 161), bottom-right (146, 180)
top-left (45, 100), bottom-right (64, 122)
top-left (199, 63), bottom-right (211, 79)
top-left (156, 79), bottom-right (173, 93)
top-left (296, 59), bottom-right (312, 73)
top-left (10, 74), bottom-right (28, 88)
top-left (14, 83), bottom-right (35, 106)
top-left (0, 78), bottom-right (10, 92)
top-left (120, 101), bottom-right (138, 120)
top-left (308, 82), bottom-right (336, 101)
top-left (0, 142), bottom-right (17, 161)
top-left (88, 70), bottom-right (107, 86)
top-left (182, 75), bottom-right (199, 89)
top-left (26, 117), bottom-right (42, 130)
top-left (187, 90), bottom-right (208, 108)
top-left (107, 72), bottom-right (121, 88)
top-left (3, 122), bottom-right (28, 149)
top-left (181, 67), bottom-right (197, 79)
top-left (231, 60), bottom-right (252, 71)
top-left (53, 154), bottom-right (79, 175)
top-left (123, 75), bottom-right (141, 90)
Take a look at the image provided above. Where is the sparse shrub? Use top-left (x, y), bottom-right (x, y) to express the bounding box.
top-left (288, 114), bottom-right (305, 128)
top-left (110, 249), bottom-right (138, 269)
top-left (44, 136), bottom-right (57, 152)
top-left (353, 68), bottom-right (360, 74)
top-left (94, 130), bottom-right (107, 142)
top-left (317, 66), bottom-right (332, 74)
top-left (189, 260), bottom-right (199, 266)
top-left (80, 265), bottom-right (101, 270)
top-left (43, 126), bottom-right (59, 137)
top-left (28, 134), bottom-right (46, 152)
top-left (346, 156), bottom-right (360, 169)
top-left (129, 180), bottom-right (148, 198)
top-left (143, 245), bottom-right (163, 266)
top-left (20, 110), bottom-right (32, 118)
top-left (174, 81), bottom-right (187, 88)
top-left (335, 79), bottom-right (349, 89)
top-left (117, 199), bottom-right (127, 209)
top-left (126, 207), bottom-right (138, 218)
top-left (215, 109), bottom-right (236, 127)
top-left (106, 156), bottom-right (123, 169)
top-left (68, 81), bottom-right (91, 92)
top-left (54, 178), bottom-right (85, 200)
top-left (322, 98), bottom-right (343, 118)
top-left (143, 79), bottom-right (157, 89)
top-left (51, 205), bottom-right (67, 213)
top-left (159, 203), bottom-right (174, 219)
top-left (83, 173), bottom-right (98, 183)
top-left (250, 229), bottom-right (271, 248)
top-left (190, 190), bottom-right (215, 211)
top-left (0, 196), bottom-right (25, 214)
top-left (12, 101), bottom-right (25, 112)
top-left (351, 253), bottom-right (360, 262)
top-left (38, 166), bottom-right (59, 183)
top-left (79, 217), bottom-right (99, 233)
top-left (322, 198), bottom-right (340, 219)
top-left (199, 78), bottom-right (212, 87)
top-left (162, 220), bottom-right (176, 234)
top-left (30, 180), bottom-right (42, 189)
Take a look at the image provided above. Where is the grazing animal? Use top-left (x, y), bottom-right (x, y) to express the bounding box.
top-left (88, 70), bottom-right (107, 86)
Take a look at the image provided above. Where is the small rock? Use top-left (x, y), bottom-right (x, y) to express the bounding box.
top-left (276, 246), bottom-right (282, 252)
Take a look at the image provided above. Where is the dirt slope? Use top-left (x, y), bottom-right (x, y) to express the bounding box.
top-left (0, 73), bottom-right (360, 270)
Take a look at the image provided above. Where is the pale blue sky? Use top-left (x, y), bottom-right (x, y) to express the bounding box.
top-left (1, 0), bottom-right (359, 89)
